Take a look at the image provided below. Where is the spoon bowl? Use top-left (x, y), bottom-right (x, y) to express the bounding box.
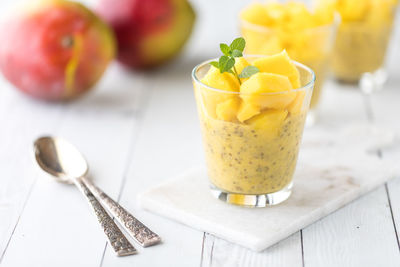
top-left (34, 136), bottom-right (88, 183)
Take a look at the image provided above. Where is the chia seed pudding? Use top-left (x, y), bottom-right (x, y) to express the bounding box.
top-left (199, 110), bottom-right (306, 194)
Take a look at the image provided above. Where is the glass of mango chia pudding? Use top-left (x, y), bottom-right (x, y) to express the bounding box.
top-left (239, 2), bottom-right (337, 125)
top-left (192, 52), bottom-right (315, 207)
top-left (328, 0), bottom-right (398, 85)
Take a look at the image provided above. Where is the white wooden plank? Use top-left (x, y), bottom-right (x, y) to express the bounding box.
top-left (387, 177), bottom-right (400, 247)
top-left (302, 80), bottom-right (400, 266)
top-left (201, 233), bottom-right (303, 267)
top-left (0, 67), bottom-right (145, 266)
top-left (0, 82), bottom-right (65, 258)
top-left (0, 63), bottom-right (142, 258)
top-left (100, 58), bottom-right (205, 267)
top-left (303, 186), bottom-right (400, 267)
top-left (368, 75), bottom-right (400, 252)
top-left (0, 114), bottom-right (137, 267)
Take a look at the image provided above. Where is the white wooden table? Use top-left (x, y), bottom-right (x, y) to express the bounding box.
top-left (0, 0), bottom-right (399, 266)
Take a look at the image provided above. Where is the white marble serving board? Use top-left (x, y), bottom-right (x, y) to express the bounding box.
top-left (138, 125), bottom-right (399, 252)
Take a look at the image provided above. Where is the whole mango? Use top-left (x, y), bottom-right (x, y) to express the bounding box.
top-left (0, 0), bottom-right (116, 101)
top-left (97, 0), bottom-right (195, 69)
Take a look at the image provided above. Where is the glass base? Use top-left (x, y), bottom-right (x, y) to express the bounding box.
top-left (359, 68), bottom-right (388, 94)
top-left (334, 68), bottom-right (388, 94)
top-left (210, 182), bottom-right (293, 207)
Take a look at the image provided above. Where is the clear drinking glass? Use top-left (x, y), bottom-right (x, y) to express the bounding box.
top-left (332, 5), bottom-right (397, 93)
top-left (192, 56), bottom-right (315, 207)
top-left (240, 14), bottom-right (337, 125)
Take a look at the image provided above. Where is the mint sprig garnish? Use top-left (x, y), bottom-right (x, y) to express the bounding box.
top-left (210, 37), bottom-right (259, 84)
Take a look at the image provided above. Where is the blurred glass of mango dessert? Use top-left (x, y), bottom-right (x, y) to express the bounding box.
top-left (323, 0), bottom-right (398, 84)
top-left (240, 1), bottom-right (337, 123)
top-left (192, 38), bottom-right (315, 207)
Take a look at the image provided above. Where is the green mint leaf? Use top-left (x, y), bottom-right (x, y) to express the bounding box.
top-left (210, 61), bottom-right (219, 68)
top-left (230, 37), bottom-right (246, 52)
top-left (220, 43), bottom-right (230, 56)
top-left (225, 58), bottom-right (235, 72)
top-left (238, 66), bottom-right (259, 78)
top-left (219, 56), bottom-right (235, 73)
top-left (228, 69), bottom-right (234, 74)
top-left (231, 49), bottom-right (243, 57)
top-left (218, 56), bottom-right (229, 73)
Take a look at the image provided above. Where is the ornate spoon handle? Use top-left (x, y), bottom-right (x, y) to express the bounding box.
top-left (82, 177), bottom-right (161, 247)
top-left (74, 178), bottom-right (137, 256)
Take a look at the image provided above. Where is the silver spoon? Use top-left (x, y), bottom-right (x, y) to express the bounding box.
top-left (33, 137), bottom-right (161, 253)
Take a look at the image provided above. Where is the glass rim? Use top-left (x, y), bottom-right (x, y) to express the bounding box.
top-left (191, 55), bottom-right (316, 96)
top-left (239, 12), bottom-right (341, 34)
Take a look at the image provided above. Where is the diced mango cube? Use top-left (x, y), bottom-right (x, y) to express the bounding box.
top-left (199, 66), bottom-right (240, 119)
top-left (216, 97), bottom-right (241, 122)
top-left (201, 67), bottom-right (240, 92)
top-left (336, 0), bottom-right (368, 22)
top-left (253, 92), bottom-right (297, 110)
top-left (253, 50), bottom-right (301, 89)
top-left (367, 0), bottom-right (396, 25)
top-left (237, 101), bottom-right (260, 122)
top-left (264, 3), bottom-right (285, 24)
top-left (240, 72), bottom-right (293, 94)
top-left (247, 109), bottom-right (288, 138)
top-left (286, 2), bottom-right (310, 16)
top-left (234, 57), bottom-right (251, 83)
top-left (240, 72), bottom-right (296, 109)
top-left (240, 3), bottom-right (271, 26)
top-left (285, 2), bottom-right (313, 29)
top-left (234, 57), bottom-right (250, 75)
top-left (199, 90), bottom-right (236, 119)
top-left (314, 0), bottom-right (336, 25)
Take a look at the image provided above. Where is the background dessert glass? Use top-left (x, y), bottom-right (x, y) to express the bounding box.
top-left (192, 56), bottom-right (315, 207)
top-left (332, 4), bottom-right (397, 93)
top-left (240, 11), bottom-right (337, 125)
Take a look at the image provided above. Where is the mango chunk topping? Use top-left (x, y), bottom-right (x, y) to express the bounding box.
top-left (253, 51), bottom-right (301, 89)
top-left (200, 67), bottom-right (240, 92)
